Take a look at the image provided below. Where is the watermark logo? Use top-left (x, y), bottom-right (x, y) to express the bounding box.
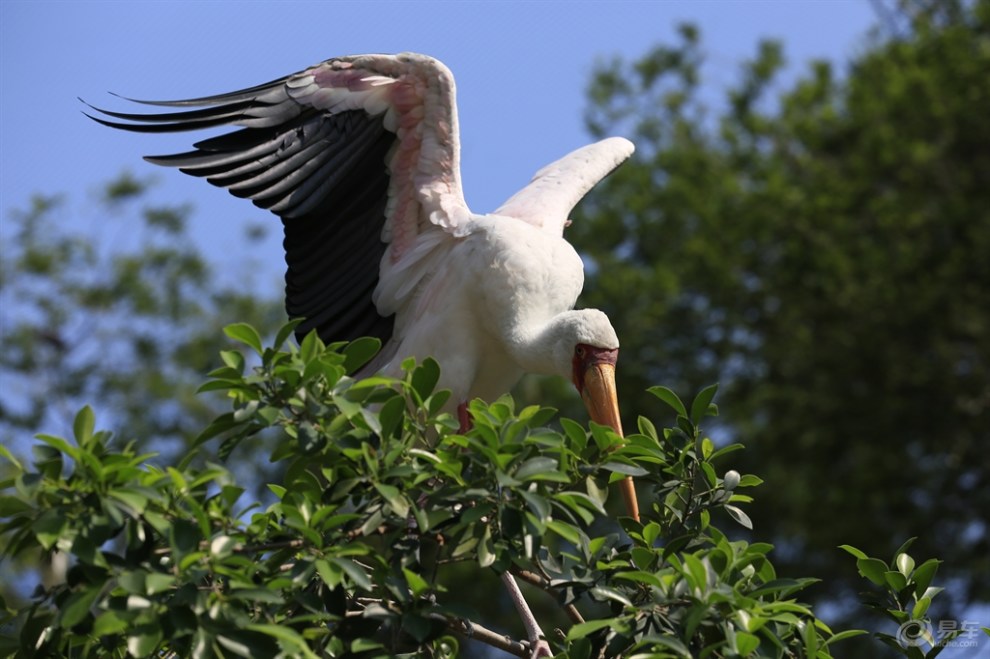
top-left (896, 620), bottom-right (934, 648)
top-left (896, 619), bottom-right (984, 651)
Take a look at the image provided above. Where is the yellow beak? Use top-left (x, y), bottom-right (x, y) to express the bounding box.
top-left (580, 362), bottom-right (640, 522)
top-left (580, 362), bottom-right (624, 436)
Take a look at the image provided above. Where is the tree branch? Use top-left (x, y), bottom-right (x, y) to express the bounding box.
top-left (352, 597), bottom-right (531, 657)
top-left (514, 568), bottom-right (585, 625)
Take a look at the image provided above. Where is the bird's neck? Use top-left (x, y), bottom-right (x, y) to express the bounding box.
top-left (505, 313), bottom-right (576, 380)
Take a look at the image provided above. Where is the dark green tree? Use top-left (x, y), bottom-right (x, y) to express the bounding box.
top-left (573, 0), bottom-right (990, 627)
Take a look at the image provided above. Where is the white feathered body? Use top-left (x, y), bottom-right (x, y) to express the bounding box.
top-left (375, 212), bottom-right (589, 401)
top-left (88, 53), bottom-right (631, 406)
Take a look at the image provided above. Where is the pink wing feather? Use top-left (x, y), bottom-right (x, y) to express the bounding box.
top-left (86, 53), bottom-right (470, 346)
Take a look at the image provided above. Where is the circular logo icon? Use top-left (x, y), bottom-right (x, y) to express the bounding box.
top-left (896, 620), bottom-right (934, 648)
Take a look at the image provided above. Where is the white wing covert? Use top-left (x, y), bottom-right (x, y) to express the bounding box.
top-left (495, 137), bottom-right (634, 234)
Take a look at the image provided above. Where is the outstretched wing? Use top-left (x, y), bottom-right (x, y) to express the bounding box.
top-left (494, 137), bottom-right (634, 235)
top-left (86, 53), bottom-right (470, 345)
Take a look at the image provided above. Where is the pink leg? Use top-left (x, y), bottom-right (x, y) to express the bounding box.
top-left (457, 401), bottom-right (471, 433)
top-left (501, 572), bottom-right (552, 658)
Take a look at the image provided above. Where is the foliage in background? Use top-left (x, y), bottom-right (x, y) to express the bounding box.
top-left (12, 324), bottom-right (975, 657)
top-left (0, 173), bottom-right (285, 457)
top-left (570, 0), bottom-right (990, 627)
top-left (0, 174), bottom-right (287, 612)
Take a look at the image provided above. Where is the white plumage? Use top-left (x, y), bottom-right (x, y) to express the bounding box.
top-left (87, 53), bottom-right (634, 419)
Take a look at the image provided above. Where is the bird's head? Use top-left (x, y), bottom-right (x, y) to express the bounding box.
top-left (558, 310), bottom-right (623, 436)
top-left (572, 343), bottom-right (623, 436)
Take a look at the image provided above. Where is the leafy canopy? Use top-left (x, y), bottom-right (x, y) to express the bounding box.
top-left (571, 0), bottom-right (990, 615)
top-left (0, 323), bottom-right (909, 658)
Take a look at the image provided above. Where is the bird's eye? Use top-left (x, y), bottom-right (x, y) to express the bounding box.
top-left (575, 345), bottom-right (586, 359)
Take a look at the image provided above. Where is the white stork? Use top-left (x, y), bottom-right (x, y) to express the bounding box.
top-left (88, 53), bottom-right (637, 657)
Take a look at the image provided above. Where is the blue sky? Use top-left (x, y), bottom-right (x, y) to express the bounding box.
top-left (6, 3), bottom-right (990, 652)
top-left (2, 0), bottom-right (876, 295)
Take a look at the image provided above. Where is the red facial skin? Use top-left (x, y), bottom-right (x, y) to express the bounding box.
top-left (571, 343), bottom-right (619, 395)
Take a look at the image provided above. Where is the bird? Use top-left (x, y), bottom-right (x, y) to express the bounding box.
top-left (87, 53), bottom-right (637, 657)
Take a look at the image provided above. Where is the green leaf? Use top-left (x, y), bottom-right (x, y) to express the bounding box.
top-left (92, 610), bottom-right (130, 636)
top-left (411, 358), bottom-right (441, 401)
top-left (515, 456), bottom-right (559, 480)
top-left (637, 415), bottom-right (659, 440)
top-left (838, 544), bottom-right (868, 560)
top-left (824, 629), bottom-right (869, 646)
top-left (803, 617), bottom-right (820, 657)
top-left (689, 383), bottom-right (718, 425)
top-left (127, 624), bottom-right (163, 657)
top-left (896, 552), bottom-right (915, 577)
top-left (273, 319), bottom-right (303, 350)
top-left (647, 386), bottom-right (688, 417)
top-left (724, 504), bottom-right (753, 530)
top-left (856, 557), bottom-right (889, 586)
top-left (567, 618), bottom-right (615, 640)
top-left (560, 417), bottom-right (589, 451)
top-left (749, 578), bottom-right (811, 598)
top-left (912, 596), bottom-right (932, 619)
top-left (33, 509), bottom-right (66, 550)
top-left (299, 329), bottom-right (323, 363)
top-left (73, 406), bottom-right (96, 447)
top-left (315, 559), bottom-right (341, 589)
top-left (736, 631), bottom-right (760, 655)
top-left (403, 567), bottom-right (431, 597)
top-left (374, 483), bottom-right (410, 518)
top-left (546, 519), bottom-right (582, 545)
top-left (219, 349), bottom-right (245, 371)
top-left (478, 526), bottom-right (495, 568)
top-left (0, 495), bottom-right (31, 516)
top-left (738, 474), bottom-right (763, 487)
top-left (912, 558), bottom-right (940, 598)
top-left (589, 585), bottom-right (633, 607)
top-left (682, 553), bottom-right (709, 591)
top-left (330, 557), bottom-right (373, 591)
top-left (884, 569), bottom-right (908, 591)
top-left (602, 461), bottom-right (648, 477)
top-left (60, 585), bottom-right (102, 628)
top-left (224, 322), bottom-right (263, 354)
top-left (342, 336), bottom-right (381, 373)
top-left (246, 624), bottom-right (319, 659)
top-left (378, 394), bottom-right (407, 440)
top-left (0, 444), bottom-right (23, 471)
top-left (893, 537), bottom-right (917, 562)
top-left (585, 475), bottom-right (608, 505)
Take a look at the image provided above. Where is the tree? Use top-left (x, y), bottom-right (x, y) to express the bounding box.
top-left (572, 0), bottom-right (990, 625)
top-left (0, 174), bottom-right (289, 611)
top-left (6, 323), bottom-right (977, 657)
top-left (0, 173), bottom-right (286, 460)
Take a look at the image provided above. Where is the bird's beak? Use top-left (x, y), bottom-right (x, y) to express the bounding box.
top-left (576, 348), bottom-right (640, 522)
top-left (580, 361), bottom-right (624, 437)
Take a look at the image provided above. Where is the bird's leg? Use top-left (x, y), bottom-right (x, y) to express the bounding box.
top-left (501, 572), bottom-right (552, 658)
top-left (457, 401), bottom-right (471, 433)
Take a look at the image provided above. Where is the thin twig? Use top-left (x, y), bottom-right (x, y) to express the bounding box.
top-left (429, 612), bottom-right (529, 657)
top-left (515, 568), bottom-right (585, 625)
top-left (352, 597), bottom-right (529, 657)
